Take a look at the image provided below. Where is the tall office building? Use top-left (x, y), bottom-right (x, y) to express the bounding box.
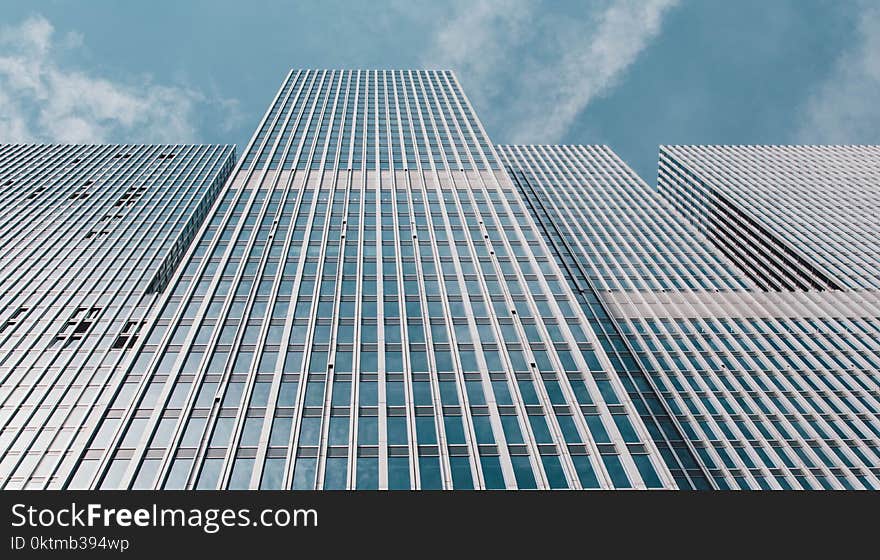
top-left (500, 144), bottom-right (880, 489)
top-left (2, 71), bottom-right (878, 491)
top-left (499, 144), bottom-right (738, 489)
top-left (0, 144), bottom-right (236, 490)
top-left (656, 145), bottom-right (880, 489)
top-left (67, 70), bottom-right (672, 490)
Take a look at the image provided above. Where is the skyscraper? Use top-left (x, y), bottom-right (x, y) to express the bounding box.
top-left (656, 145), bottom-right (880, 489)
top-left (0, 144), bottom-right (236, 490)
top-left (499, 144), bottom-right (732, 490)
top-left (500, 143), bottom-right (880, 490)
top-left (68, 70), bottom-right (672, 490)
top-left (1, 72), bottom-right (878, 491)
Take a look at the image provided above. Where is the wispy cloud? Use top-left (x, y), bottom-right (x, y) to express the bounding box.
top-left (423, 0), bottom-right (535, 103)
top-left (796, 2), bottom-right (880, 143)
top-left (0, 15), bottom-right (231, 144)
top-left (420, 0), bottom-right (679, 142)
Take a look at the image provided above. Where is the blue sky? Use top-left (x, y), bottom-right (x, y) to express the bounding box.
top-left (1, 0), bottom-right (878, 182)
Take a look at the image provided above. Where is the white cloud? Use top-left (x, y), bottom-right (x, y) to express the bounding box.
top-left (421, 0), bottom-right (679, 142)
top-left (796, 2), bottom-right (880, 143)
top-left (0, 15), bottom-right (225, 144)
top-left (425, 0), bottom-right (535, 102)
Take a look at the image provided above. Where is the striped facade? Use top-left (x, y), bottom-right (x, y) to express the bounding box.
top-left (0, 144), bottom-right (235, 490)
top-left (1, 71), bottom-right (877, 491)
top-left (501, 144), bottom-right (880, 489)
top-left (67, 70), bottom-right (671, 490)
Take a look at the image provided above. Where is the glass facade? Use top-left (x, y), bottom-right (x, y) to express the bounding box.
top-left (68, 70), bottom-right (670, 490)
top-left (501, 144), bottom-right (880, 490)
top-left (0, 144), bottom-right (235, 490)
top-left (660, 145), bottom-right (880, 291)
top-left (1, 74), bottom-right (877, 491)
top-left (241, 69), bottom-right (499, 172)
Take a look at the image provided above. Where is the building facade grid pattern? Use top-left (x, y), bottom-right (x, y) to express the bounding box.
top-left (241, 69), bottom-right (499, 172)
top-left (65, 71), bottom-right (670, 491)
top-left (2, 73), bottom-right (879, 492)
top-left (0, 144), bottom-right (235, 490)
top-left (660, 145), bottom-right (880, 292)
top-left (501, 144), bottom-right (880, 490)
